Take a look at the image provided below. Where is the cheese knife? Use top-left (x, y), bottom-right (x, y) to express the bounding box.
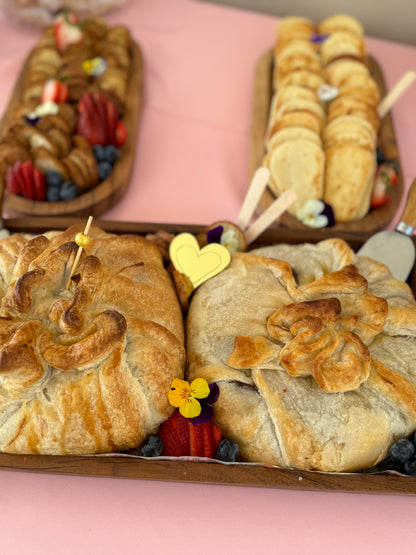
top-left (357, 178), bottom-right (416, 281)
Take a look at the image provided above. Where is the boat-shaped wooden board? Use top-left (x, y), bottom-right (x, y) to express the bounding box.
top-left (0, 215), bottom-right (415, 496)
top-left (249, 51), bottom-right (403, 233)
top-left (0, 39), bottom-right (143, 218)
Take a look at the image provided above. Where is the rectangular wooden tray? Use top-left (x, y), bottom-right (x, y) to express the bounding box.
top-left (0, 216), bottom-right (415, 496)
top-left (249, 50), bottom-right (404, 234)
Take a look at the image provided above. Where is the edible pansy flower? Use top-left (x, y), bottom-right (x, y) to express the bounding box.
top-left (82, 57), bottom-right (108, 77)
top-left (297, 199), bottom-right (335, 228)
top-left (220, 229), bottom-right (240, 253)
top-left (168, 378), bottom-right (219, 424)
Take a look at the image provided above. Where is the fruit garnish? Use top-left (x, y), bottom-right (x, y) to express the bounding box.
top-left (378, 433), bottom-right (416, 475)
top-left (77, 92), bottom-right (127, 147)
top-left (157, 410), bottom-right (222, 458)
top-left (216, 438), bottom-right (239, 462)
top-left (140, 434), bottom-right (163, 457)
top-left (54, 19), bottom-right (83, 52)
top-left (41, 78), bottom-right (69, 104)
top-left (370, 162), bottom-right (398, 209)
top-left (6, 160), bottom-right (47, 201)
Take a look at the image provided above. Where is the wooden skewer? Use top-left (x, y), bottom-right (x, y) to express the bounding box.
top-left (378, 70), bottom-right (416, 119)
top-left (235, 167), bottom-right (270, 230)
top-left (65, 216), bottom-right (93, 290)
top-left (244, 190), bottom-right (296, 245)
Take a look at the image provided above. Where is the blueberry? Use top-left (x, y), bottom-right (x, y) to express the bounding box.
top-left (104, 144), bottom-right (120, 165)
top-left (92, 144), bottom-right (106, 162)
top-left (97, 160), bottom-right (113, 181)
top-left (59, 180), bottom-right (78, 201)
top-left (216, 438), bottom-right (239, 462)
top-left (46, 185), bottom-right (61, 202)
top-left (389, 438), bottom-right (415, 463)
top-left (378, 456), bottom-right (403, 473)
top-left (140, 434), bottom-right (163, 457)
top-left (404, 457), bottom-right (416, 476)
top-left (45, 170), bottom-right (63, 188)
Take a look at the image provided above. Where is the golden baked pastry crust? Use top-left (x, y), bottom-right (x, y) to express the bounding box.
top-left (186, 239), bottom-right (416, 472)
top-left (0, 226), bottom-right (185, 455)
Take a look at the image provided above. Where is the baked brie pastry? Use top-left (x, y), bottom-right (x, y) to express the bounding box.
top-left (186, 239), bottom-right (416, 472)
top-left (0, 226), bottom-right (185, 455)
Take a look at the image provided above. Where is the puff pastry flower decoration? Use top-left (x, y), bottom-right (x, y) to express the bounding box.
top-left (168, 378), bottom-right (219, 424)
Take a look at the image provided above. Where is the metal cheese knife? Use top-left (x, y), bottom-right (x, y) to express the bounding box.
top-left (357, 178), bottom-right (416, 281)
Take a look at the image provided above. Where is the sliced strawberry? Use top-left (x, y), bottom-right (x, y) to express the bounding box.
top-left (54, 20), bottom-right (82, 52)
top-left (158, 411), bottom-right (222, 458)
top-left (77, 93), bottom-right (107, 145)
top-left (158, 411), bottom-right (190, 457)
top-left (114, 120), bottom-right (128, 148)
top-left (6, 165), bottom-right (21, 194)
top-left (33, 167), bottom-right (47, 201)
top-left (92, 92), bottom-right (108, 142)
top-left (41, 79), bottom-right (69, 104)
top-left (11, 161), bottom-right (27, 195)
top-left (54, 11), bottom-right (80, 25)
top-left (105, 100), bottom-right (118, 145)
top-left (20, 160), bottom-right (37, 200)
top-left (370, 163), bottom-right (397, 209)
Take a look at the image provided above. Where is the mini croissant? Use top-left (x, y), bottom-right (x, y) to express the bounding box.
top-left (186, 239), bottom-right (416, 472)
top-left (0, 226), bottom-right (185, 455)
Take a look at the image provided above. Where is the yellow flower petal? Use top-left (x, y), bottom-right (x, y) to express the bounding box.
top-left (190, 378), bottom-right (210, 400)
top-left (179, 397), bottom-right (201, 418)
top-left (168, 378), bottom-right (190, 408)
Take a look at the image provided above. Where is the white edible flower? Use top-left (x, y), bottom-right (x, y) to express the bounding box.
top-left (297, 199), bottom-right (328, 228)
top-left (220, 229), bottom-right (240, 253)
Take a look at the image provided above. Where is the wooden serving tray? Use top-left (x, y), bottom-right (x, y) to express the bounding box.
top-left (0, 40), bottom-right (143, 218)
top-left (0, 216), bottom-right (415, 496)
top-left (249, 50), bottom-right (404, 233)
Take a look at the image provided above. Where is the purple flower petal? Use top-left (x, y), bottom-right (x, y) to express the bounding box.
top-left (25, 115), bottom-right (40, 126)
top-left (322, 202), bottom-right (335, 227)
top-left (189, 404), bottom-right (213, 425)
top-left (310, 33), bottom-right (329, 44)
top-left (206, 225), bottom-right (223, 244)
top-left (206, 382), bottom-right (220, 405)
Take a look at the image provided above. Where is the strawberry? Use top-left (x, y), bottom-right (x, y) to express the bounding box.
top-left (54, 20), bottom-right (82, 52)
top-left (19, 160), bottom-right (36, 200)
top-left (41, 78), bottom-right (69, 104)
top-left (370, 163), bottom-right (398, 209)
top-left (11, 161), bottom-right (27, 196)
top-left (6, 164), bottom-right (21, 194)
top-left (33, 167), bottom-right (47, 201)
top-left (158, 410), bottom-right (222, 458)
top-left (105, 100), bottom-right (118, 145)
top-left (115, 120), bottom-right (128, 148)
top-left (92, 92), bottom-right (108, 141)
top-left (77, 93), bottom-right (107, 145)
top-left (54, 11), bottom-right (80, 25)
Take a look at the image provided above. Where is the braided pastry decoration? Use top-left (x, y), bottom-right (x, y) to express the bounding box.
top-left (0, 225), bottom-right (185, 455)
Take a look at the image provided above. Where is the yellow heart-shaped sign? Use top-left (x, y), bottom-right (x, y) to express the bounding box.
top-left (169, 233), bottom-right (231, 288)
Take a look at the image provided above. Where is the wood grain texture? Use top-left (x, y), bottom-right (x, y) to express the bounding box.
top-left (0, 40), bottom-right (143, 218)
top-left (249, 50), bottom-right (404, 233)
top-left (0, 218), bottom-right (415, 495)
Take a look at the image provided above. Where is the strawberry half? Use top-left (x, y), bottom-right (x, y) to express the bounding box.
top-left (370, 163), bottom-right (398, 209)
top-left (77, 93), bottom-right (107, 145)
top-left (54, 20), bottom-right (82, 52)
top-left (41, 78), bottom-right (69, 104)
top-left (158, 410), bottom-right (222, 458)
top-left (33, 167), bottom-right (47, 201)
top-left (20, 160), bottom-right (37, 200)
top-left (6, 164), bottom-right (21, 194)
top-left (105, 100), bottom-right (118, 145)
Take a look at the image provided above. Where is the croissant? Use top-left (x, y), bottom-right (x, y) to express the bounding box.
top-left (0, 225), bottom-right (185, 455)
top-left (186, 238), bottom-right (416, 472)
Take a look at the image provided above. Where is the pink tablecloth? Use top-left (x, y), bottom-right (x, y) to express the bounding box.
top-left (1, 1), bottom-right (416, 553)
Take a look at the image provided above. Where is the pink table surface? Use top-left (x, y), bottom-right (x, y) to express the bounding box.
top-left (1, 1), bottom-right (416, 553)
